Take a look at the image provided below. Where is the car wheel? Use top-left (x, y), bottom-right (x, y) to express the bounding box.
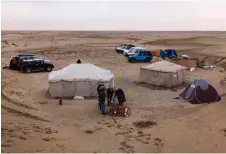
top-left (26, 67), bottom-right (32, 73)
top-left (131, 59), bottom-right (135, 63)
top-left (46, 66), bottom-right (52, 72)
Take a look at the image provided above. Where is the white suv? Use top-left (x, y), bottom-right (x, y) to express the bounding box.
top-left (126, 47), bottom-right (145, 57)
top-left (122, 44), bottom-right (135, 55)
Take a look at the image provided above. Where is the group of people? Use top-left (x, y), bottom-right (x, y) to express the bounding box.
top-left (97, 84), bottom-right (126, 115)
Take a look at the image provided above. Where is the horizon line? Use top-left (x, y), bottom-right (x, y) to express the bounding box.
top-left (2, 30), bottom-right (226, 32)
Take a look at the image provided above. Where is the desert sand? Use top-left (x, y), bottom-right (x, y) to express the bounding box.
top-left (1, 31), bottom-right (226, 153)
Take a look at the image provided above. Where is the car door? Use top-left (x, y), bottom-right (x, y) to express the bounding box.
top-left (34, 59), bottom-right (42, 70)
top-left (38, 60), bottom-right (45, 71)
top-left (142, 51), bottom-right (148, 61)
top-left (28, 60), bottom-right (36, 70)
top-left (136, 51), bottom-right (143, 60)
top-left (140, 51), bottom-right (147, 61)
top-left (27, 57), bottom-right (36, 70)
top-left (33, 60), bottom-right (38, 70)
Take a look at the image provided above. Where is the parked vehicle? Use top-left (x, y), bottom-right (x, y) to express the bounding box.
top-left (18, 55), bottom-right (41, 70)
top-left (115, 44), bottom-right (127, 53)
top-left (20, 56), bottom-right (54, 73)
top-left (128, 50), bottom-right (153, 63)
top-left (125, 47), bottom-right (145, 57)
top-left (121, 44), bottom-right (135, 55)
top-left (9, 54), bottom-right (35, 70)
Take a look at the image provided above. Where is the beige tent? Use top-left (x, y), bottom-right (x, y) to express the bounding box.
top-left (139, 61), bottom-right (186, 87)
top-left (48, 63), bottom-right (114, 97)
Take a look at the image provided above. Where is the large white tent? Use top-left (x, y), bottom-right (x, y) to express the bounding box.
top-left (48, 63), bottom-right (114, 97)
top-left (139, 60), bottom-right (186, 87)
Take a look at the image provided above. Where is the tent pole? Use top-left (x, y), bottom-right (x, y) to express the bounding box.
top-left (113, 75), bottom-right (115, 88)
top-left (61, 80), bottom-right (63, 99)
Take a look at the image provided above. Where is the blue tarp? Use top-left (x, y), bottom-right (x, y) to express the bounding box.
top-left (164, 49), bottom-right (177, 58)
top-left (160, 50), bottom-right (166, 59)
top-left (157, 49), bottom-right (177, 59)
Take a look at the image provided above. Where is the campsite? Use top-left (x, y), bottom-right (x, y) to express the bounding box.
top-left (1, 31), bottom-right (226, 152)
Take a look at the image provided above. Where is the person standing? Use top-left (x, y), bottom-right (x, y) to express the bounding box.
top-left (107, 86), bottom-right (114, 106)
top-left (77, 59), bottom-right (81, 64)
top-left (10, 57), bottom-right (17, 70)
top-left (112, 87), bottom-right (118, 105)
top-left (97, 84), bottom-right (104, 110)
top-left (99, 87), bottom-right (106, 115)
top-left (97, 84), bottom-right (104, 94)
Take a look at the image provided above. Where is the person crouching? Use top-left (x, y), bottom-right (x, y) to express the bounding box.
top-left (115, 88), bottom-right (126, 106)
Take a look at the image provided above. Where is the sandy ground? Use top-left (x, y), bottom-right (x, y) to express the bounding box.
top-left (1, 31), bottom-right (226, 153)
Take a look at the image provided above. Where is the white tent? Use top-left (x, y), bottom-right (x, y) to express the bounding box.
top-left (48, 63), bottom-right (114, 97)
top-left (139, 60), bottom-right (186, 87)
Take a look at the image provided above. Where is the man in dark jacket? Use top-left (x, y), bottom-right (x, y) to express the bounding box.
top-left (99, 87), bottom-right (106, 115)
top-left (107, 86), bottom-right (114, 106)
top-left (97, 84), bottom-right (104, 110)
top-left (97, 84), bottom-right (104, 94)
top-left (115, 88), bottom-right (126, 106)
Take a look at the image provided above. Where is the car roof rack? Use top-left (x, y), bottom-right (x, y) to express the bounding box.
top-left (18, 53), bottom-right (35, 56)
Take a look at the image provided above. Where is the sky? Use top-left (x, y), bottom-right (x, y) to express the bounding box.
top-left (1, 0), bottom-right (226, 30)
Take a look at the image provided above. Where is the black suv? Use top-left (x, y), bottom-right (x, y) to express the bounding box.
top-left (20, 56), bottom-right (54, 73)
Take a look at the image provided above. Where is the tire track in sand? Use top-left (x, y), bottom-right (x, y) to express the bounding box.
top-left (1, 92), bottom-right (37, 110)
top-left (1, 105), bottom-right (50, 123)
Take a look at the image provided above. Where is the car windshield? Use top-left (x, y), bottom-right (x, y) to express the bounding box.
top-left (33, 56), bottom-right (40, 59)
top-left (126, 45), bottom-right (133, 49)
top-left (129, 48), bottom-right (136, 53)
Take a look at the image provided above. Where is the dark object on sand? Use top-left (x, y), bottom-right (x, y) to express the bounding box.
top-left (2, 65), bottom-right (9, 69)
top-left (84, 130), bottom-right (94, 134)
top-left (59, 98), bottom-right (63, 106)
top-left (133, 120), bottom-right (157, 128)
top-left (173, 97), bottom-right (180, 99)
